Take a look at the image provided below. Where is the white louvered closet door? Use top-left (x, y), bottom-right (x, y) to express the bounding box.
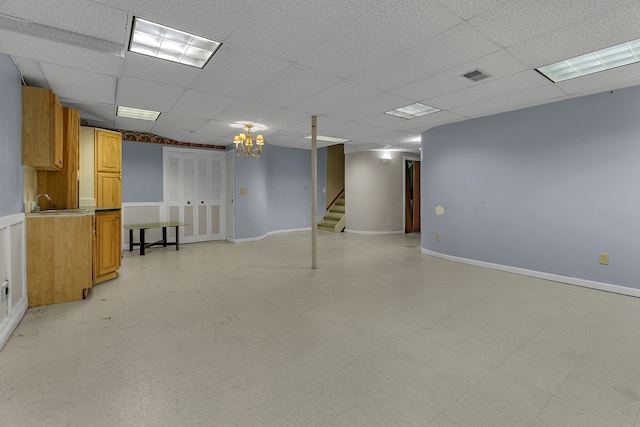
top-left (164, 148), bottom-right (225, 245)
top-left (196, 153), bottom-right (225, 241)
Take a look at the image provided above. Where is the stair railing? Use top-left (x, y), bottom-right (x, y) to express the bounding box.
top-left (326, 188), bottom-right (345, 211)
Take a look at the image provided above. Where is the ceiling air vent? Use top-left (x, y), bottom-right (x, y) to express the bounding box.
top-left (462, 69), bottom-right (491, 82)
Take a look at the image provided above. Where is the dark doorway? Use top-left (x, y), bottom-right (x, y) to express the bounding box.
top-left (405, 159), bottom-right (421, 233)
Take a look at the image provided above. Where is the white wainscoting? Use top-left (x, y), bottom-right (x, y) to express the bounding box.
top-left (121, 203), bottom-right (164, 251)
top-left (0, 213), bottom-right (28, 351)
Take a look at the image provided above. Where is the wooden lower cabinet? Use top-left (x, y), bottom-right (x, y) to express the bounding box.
top-left (94, 210), bottom-right (121, 284)
top-left (26, 215), bottom-right (93, 307)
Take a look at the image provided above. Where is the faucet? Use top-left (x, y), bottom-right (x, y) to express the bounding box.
top-left (33, 194), bottom-right (51, 212)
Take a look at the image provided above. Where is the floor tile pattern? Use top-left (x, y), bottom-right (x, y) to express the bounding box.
top-left (1, 232), bottom-right (639, 426)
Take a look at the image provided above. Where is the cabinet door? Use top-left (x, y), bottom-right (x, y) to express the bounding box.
top-left (95, 129), bottom-right (122, 173)
top-left (52, 94), bottom-right (64, 169)
top-left (95, 212), bottom-right (121, 278)
top-left (21, 86), bottom-right (62, 171)
top-left (64, 108), bottom-right (80, 208)
top-left (96, 172), bottom-right (122, 208)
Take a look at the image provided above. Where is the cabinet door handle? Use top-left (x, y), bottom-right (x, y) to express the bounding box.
top-left (201, 201), bottom-right (204, 204)
top-left (187, 201), bottom-right (190, 204)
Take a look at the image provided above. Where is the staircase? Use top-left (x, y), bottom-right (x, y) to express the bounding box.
top-left (318, 193), bottom-right (345, 232)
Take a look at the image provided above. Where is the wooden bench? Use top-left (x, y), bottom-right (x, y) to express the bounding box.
top-left (123, 222), bottom-right (188, 255)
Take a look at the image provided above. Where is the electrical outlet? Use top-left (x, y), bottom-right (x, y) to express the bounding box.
top-left (1, 281), bottom-right (8, 302)
top-left (436, 233), bottom-right (440, 241)
top-left (599, 253), bottom-right (609, 265)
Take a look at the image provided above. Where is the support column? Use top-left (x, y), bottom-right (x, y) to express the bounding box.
top-left (311, 115), bottom-right (318, 270)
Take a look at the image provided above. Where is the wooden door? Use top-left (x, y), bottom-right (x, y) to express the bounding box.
top-left (405, 160), bottom-right (421, 233)
top-left (196, 153), bottom-right (224, 242)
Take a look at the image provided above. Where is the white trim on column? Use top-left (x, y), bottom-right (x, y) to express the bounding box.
top-left (421, 247), bottom-right (640, 298)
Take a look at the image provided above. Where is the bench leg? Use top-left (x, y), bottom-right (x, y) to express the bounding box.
top-left (129, 230), bottom-right (133, 252)
top-left (162, 227), bottom-right (167, 247)
top-left (140, 229), bottom-right (146, 256)
top-left (175, 226), bottom-right (180, 251)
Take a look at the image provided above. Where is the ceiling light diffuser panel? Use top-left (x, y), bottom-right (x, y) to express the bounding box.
top-left (537, 38), bottom-right (640, 83)
top-left (117, 106), bottom-right (161, 121)
top-left (129, 17), bottom-right (222, 68)
top-left (385, 103), bottom-right (441, 119)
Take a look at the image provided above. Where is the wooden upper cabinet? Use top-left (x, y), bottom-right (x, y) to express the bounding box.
top-left (22, 86), bottom-right (64, 171)
top-left (95, 129), bottom-right (122, 173)
top-left (35, 107), bottom-right (80, 211)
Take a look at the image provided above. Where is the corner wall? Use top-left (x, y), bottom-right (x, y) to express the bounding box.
top-left (421, 85), bottom-right (640, 293)
top-left (345, 150), bottom-right (415, 234)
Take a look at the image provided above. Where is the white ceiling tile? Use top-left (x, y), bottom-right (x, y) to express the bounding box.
top-left (64, 101), bottom-right (115, 124)
top-left (122, 53), bottom-right (200, 88)
top-left (10, 57), bottom-right (47, 87)
top-left (350, 23), bottom-right (500, 91)
top-left (555, 63), bottom-right (640, 96)
top-left (130, 0), bottom-right (255, 42)
top-left (225, 0), bottom-right (377, 62)
top-left (93, 0), bottom-right (130, 10)
top-left (245, 64), bottom-right (342, 108)
top-left (41, 63), bottom-right (117, 104)
top-left (391, 50), bottom-right (529, 101)
top-left (469, 0), bottom-right (632, 48)
top-left (424, 70), bottom-right (551, 110)
top-left (0, 0), bottom-right (129, 43)
top-left (450, 84), bottom-right (569, 118)
top-left (288, 80), bottom-right (381, 115)
top-left (150, 122), bottom-right (191, 141)
top-left (211, 99), bottom-right (282, 124)
top-left (297, 0), bottom-right (462, 77)
top-left (114, 116), bottom-right (155, 132)
top-left (0, 30), bottom-right (121, 75)
top-left (155, 113), bottom-right (208, 132)
top-left (283, 115), bottom-right (349, 134)
top-left (189, 43), bottom-right (291, 98)
top-left (116, 76), bottom-right (185, 111)
top-left (195, 120), bottom-right (239, 138)
top-left (437, 0), bottom-right (510, 20)
top-left (507, 2), bottom-right (640, 68)
top-left (326, 92), bottom-right (415, 122)
top-left (170, 89), bottom-right (239, 120)
top-left (384, 111), bottom-right (467, 131)
top-left (259, 108), bottom-right (312, 130)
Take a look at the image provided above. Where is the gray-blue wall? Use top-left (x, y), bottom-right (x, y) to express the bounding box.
top-left (421, 85), bottom-right (640, 290)
top-left (122, 140), bottom-right (164, 202)
top-left (121, 139), bottom-right (327, 240)
top-left (234, 143), bottom-right (327, 240)
top-left (0, 54), bottom-right (23, 217)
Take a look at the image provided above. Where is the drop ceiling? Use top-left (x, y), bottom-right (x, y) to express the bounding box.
top-left (1, 0), bottom-right (640, 153)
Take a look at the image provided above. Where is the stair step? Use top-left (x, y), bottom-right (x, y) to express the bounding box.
top-left (319, 219), bottom-right (339, 227)
top-left (335, 198), bottom-right (345, 206)
top-left (330, 205), bottom-right (345, 213)
top-left (325, 212), bottom-right (343, 220)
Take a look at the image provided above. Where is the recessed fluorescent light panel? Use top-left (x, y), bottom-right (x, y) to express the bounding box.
top-left (304, 135), bottom-right (350, 143)
top-left (117, 106), bottom-right (160, 121)
top-left (385, 103), bottom-right (441, 119)
top-left (537, 38), bottom-right (640, 83)
top-left (129, 17), bottom-right (221, 68)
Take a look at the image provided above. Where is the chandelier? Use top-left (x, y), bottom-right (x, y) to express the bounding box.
top-left (233, 124), bottom-right (264, 158)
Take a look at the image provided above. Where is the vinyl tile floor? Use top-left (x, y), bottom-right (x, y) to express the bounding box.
top-left (1, 231), bottom-right (640, 426)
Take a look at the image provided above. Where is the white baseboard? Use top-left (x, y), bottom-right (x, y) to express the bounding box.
top-left (421, 248), bottom-right (640, 298)
top-left (344, 229), bottom-right (404, 235)
top-left (0, 290), bottom-right (28, 351)
top-left (233, 227), bottom-right (311, 243)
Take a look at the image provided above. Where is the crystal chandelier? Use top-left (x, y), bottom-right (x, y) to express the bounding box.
top-left (233, 124), bottom-right (264, 158)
